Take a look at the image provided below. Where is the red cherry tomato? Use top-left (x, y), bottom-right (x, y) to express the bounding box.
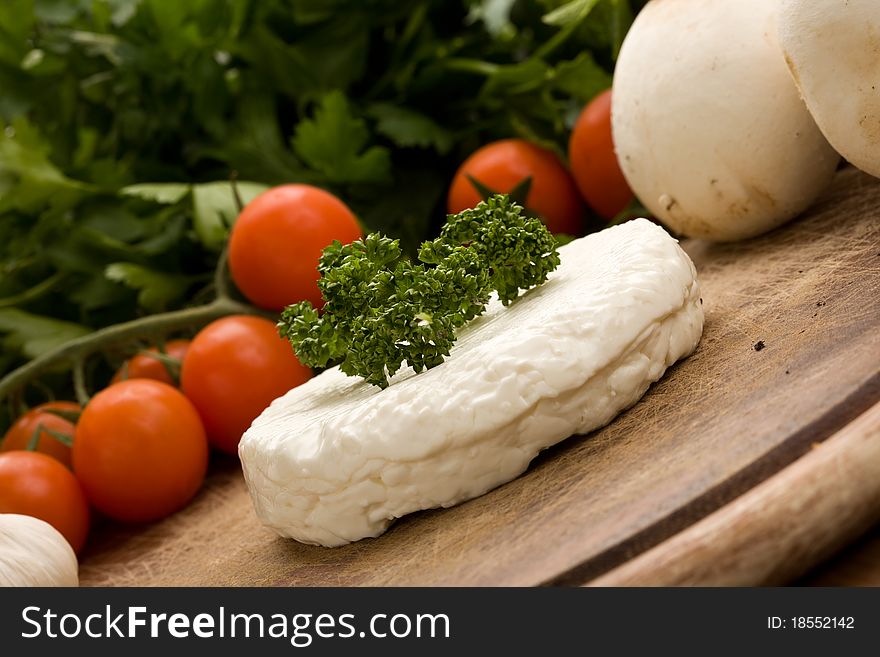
top-left (0, 450), bottom-right (90, 553)
top-left (181, 315), bottom-right (312, 454)
top-left (72, 379), bottom-right (208, 524)
top-left (447, 138), bottom-right (584, 235)
top-left (111, 339), bottom-right (190, 386)
top-left (1, 401), bottom-right (79, 468)
top-left (568, 89), bottom-right (634, 220)
top-left (228, 184), bottom-right (363, 311)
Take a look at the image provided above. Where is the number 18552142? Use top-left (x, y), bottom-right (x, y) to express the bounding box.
top-left (767, 616), bottom-right (855, 630)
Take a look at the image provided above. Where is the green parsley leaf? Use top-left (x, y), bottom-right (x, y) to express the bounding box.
top-left (0, 118), bottom-right (92, 214)
top-left (542, 0), bottom-right (602, 27)
top-left (104, 262), bottom-right (193, 313)
top-left (192, 181), bottom-right (269, 251)
top-left (552, 51), bottom-right (612, 104)
top-left (292, 91), bottom-right (392, 185)
top-left (120, 183), bottom-right (190, 205)
top-left (279, 195), bottom-right (560, 389)
top-left (367, 103), bottom-right (454, 154)
top-left (0, 308), bottom-right (90, 359)
top-left (467, 0), bottom-right (518, 38)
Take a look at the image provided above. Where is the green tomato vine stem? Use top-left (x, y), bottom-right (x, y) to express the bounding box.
top-left (213, 242), bottom-right (234, 302)
top-left (0, 244), bottom-right (267, 410)
top-left (71, 357), bottom-right (90, 407)
top-left (0, 297), bottom-right (260, 406)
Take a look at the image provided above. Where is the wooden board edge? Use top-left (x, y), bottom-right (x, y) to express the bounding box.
top-left (586, 398), bottom-right (880, 586)
top-left (540, 372), bottom-right (880, 586)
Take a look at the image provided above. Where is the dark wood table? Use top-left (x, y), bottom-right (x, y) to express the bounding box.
top-left (78, 168), bottom-right (880, 586)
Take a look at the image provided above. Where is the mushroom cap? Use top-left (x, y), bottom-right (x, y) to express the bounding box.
top-left (612, 0), bottom-right (840, 241)
top-left (779, 0), bottom-right (880, 178)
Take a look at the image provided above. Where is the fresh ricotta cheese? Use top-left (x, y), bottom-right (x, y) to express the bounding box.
top-left (239, 218), bottom-right (704, 547)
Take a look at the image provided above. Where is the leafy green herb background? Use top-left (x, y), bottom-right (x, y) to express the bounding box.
top-left (0, 0), bottom-right (645, 394)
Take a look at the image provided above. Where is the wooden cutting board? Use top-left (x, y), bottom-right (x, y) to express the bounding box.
top-left (79, 168), bottom-right (880, 586)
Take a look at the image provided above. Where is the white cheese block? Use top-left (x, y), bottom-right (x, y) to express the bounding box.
top-left (239, 218), bottom-right (704, 547)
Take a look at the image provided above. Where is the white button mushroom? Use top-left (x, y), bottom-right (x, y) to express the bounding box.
top-left (612, 0), bottom-right (840, 241)
top-left (779, 0), bottom-right (880, 178)
top-left (0, 514), bottom-right (79, 587)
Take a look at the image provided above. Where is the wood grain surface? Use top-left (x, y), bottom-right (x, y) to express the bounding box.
top-left (802, 525), bottom-right (880, 586)
top-left (590, 400), bottom-right (880, 586)
top-left (78, 168), bottom-right (880, 586)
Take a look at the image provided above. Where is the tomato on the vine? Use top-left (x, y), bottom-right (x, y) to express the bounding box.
top-left (228, 184), bottom-right (363, 311)
top-left (111, 339), bottom-right (190, 386)
top-left (72, 379), bottom-right (208, 524)
top-left (1, 401), bottom-right (79, 468)
top-left (447, 138), bottom-right (584, 235)
top-left (181, 315), bottom-right (312, 454)
top-left (0, 450), bottom-right (90, 553)
top-left (568, 89), bottom-right (634, 220)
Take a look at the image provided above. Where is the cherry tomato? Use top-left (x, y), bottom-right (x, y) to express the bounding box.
top-left (72, 379), bottom-right (208, 524)
top-left (0, 450), bottom-right (90, 553)
top-left (111, 339), bottom-right (191, 386)
top-left (1, 401), bottom-right (79, 468)
top-left (228, 184), bottom-right (363, 311)
top-left (447, 138), bottom-right (584, 235)
top-left (568, 89), bottom-right (634, 220)
top-left (181, 315), bottom-right (312, 454)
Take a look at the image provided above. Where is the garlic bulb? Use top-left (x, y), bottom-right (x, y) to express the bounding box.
top-left (0, 514), bottom-right (79, 587)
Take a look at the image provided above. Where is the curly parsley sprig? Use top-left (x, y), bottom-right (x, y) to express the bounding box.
top-left (278, 195), bottom-right (561, 389)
